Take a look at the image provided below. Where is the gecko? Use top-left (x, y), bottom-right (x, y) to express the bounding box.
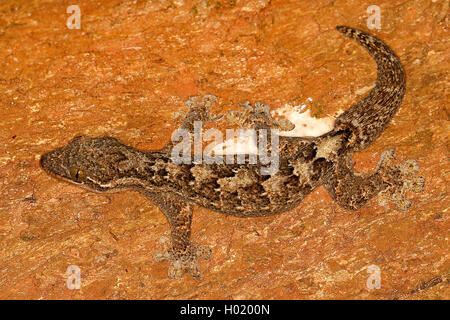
top-left (40, 26), bottom-right (425, 279)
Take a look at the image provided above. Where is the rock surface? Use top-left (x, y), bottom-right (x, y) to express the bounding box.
top-left (0, 0), bottom-right (448, 299)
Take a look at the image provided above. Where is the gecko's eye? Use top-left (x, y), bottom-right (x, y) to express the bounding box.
top-left (70, 168), bottom-right (86, 182)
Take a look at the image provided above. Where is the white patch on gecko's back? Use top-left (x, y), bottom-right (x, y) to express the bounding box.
top-left (272, 101), bottom-right (340, 137)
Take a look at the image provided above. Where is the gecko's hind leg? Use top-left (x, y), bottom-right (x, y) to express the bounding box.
top-left (325, 149), bottom-right (424, 211)
top-left (147, 193), bottom-right (211, 279)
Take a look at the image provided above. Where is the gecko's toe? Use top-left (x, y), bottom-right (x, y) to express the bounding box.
top-left (395, 198), bottom-right (412, 211)
top-left (154, 235), bottom-right (211, 279)
top-left (377, 191), bottom-right (389, 207)
top-left (377, 152), bottom-right (424, 211)
top-left (391, 189), bottom-right (412, 211)
top-left (188, 261), bottom-right (202, 279)
top-left (404, 175), bottom-right (425, 193)
top-left (399, 159), bottom-right (420, 175)
top-left (377, 148), bottom-right (396, 169)
top-left (153, 235), bottom-right (172, 262)
top-left (167, 260), bottom-right (184, 279)
top-left (153, 251), bottom-right (170, 262)
top-left (202, 94), bottom-right (218, 108)
top-left (185, 95), bottom-right (200, 109)
top-left (378, 187), bottom-right (411, 211)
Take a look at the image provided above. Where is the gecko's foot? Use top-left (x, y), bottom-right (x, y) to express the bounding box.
top-left (175, 94), bottom-right (223, 126)
top-left (376, 149), bottom-right (425, 211)
top-left (226, 101), bottom-right (295, 131)
top-left (153, 235), bottom-right (211, 279)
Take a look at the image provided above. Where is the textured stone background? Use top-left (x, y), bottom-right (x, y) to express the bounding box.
top-left (0, 0), bottom-right (448, 299)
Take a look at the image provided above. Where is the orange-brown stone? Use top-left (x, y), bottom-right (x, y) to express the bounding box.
top-left (0, 0), bottom-right (448, 299)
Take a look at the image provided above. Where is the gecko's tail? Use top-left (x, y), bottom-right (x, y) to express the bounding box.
top-left (333, 26), bottom-right (406, 152)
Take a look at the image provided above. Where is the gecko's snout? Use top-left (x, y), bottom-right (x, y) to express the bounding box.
top-left (39, 147), bottom-right (69, 178)
top-left (39, 151), bottom-right (52, 172)
top-left (39, 152), bottom-right (49, 168)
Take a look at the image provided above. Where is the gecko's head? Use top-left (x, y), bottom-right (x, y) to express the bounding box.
top-left (40, 135), bottom-right (131, 192)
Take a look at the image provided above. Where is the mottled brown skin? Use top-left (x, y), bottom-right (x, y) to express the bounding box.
top-left (40, 26), bottom-right (425, 279)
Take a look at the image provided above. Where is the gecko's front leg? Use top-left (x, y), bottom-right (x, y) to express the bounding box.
top-left (175, 94), bottom-right (223, 132)
top-left (226, 101), bottom-right (295, 131)
top-left (146, 192), bottom-right (211, 279)
top-left (162, 94), bottom-right (222, 153)
top-left (325, 149), bottom-right (425, 211)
